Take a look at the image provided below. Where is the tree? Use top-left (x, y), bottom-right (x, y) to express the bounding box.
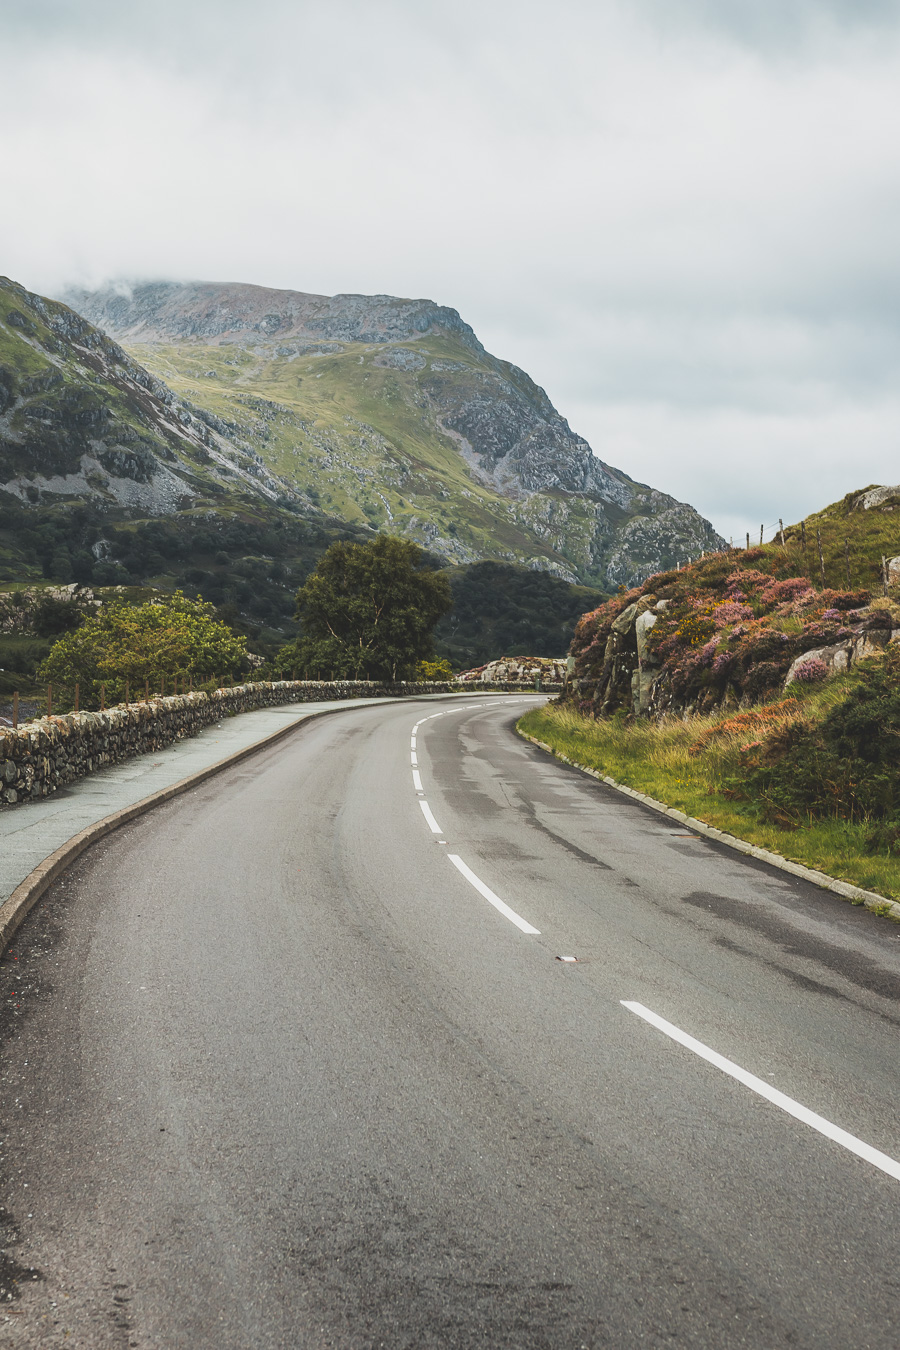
top-left (286, 536), bottom-right (453, 680)
top-left (39, 591), bottom-right (248, 703)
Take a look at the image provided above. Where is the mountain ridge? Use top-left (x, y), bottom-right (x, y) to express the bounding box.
top-left (59, 278), bottom-right (723, 587)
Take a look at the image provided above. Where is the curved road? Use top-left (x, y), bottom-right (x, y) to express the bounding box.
top-left (2, 695), bottom-right (900, 1348)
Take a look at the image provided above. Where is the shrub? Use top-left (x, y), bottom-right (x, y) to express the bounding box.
top-left (792, 658), bottom-right (828, 683)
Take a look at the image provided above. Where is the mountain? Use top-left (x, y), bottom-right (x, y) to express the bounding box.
top-left (60, 279), bottom-right (724, 588)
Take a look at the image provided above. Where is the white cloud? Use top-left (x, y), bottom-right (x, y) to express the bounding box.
top-left (2, 0), bottom-right (900, 539)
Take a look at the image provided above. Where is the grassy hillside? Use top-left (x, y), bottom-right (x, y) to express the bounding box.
top-left (781, 484), bottom-right (900, 591)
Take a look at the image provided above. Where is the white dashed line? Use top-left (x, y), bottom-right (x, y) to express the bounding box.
top-left (419, 800), bottom-right (443, 833)
top-left (622, 1001), bottom-right (900, 1183)
top-left (447, 855), bottom-right (541, 935)
top-left (412, 769), bottom-right (423, 792)
top-left (410, 751), bottom-right (418, 767)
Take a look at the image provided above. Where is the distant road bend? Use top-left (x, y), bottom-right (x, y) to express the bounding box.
top-left (2, 695), bottom-right (900, 1348)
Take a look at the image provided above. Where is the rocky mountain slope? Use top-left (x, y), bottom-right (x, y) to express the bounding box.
top-left (0, 276), bottom-right (310, 517)
top-left (62, 279), bottom-right (724, 588)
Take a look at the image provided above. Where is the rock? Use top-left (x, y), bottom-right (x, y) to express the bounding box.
top-left (861, 486), bottom-right (900, 510)
top-left (784, 643), bottom-right (852, 685)
top-left (852, 630), bottom-right (891, 661)
top-left (635, 610), bottom-right (658, 663)
top-left (611, 603), bottom-right (639, 635)
top-left (631, 667), bottom-right (657, 714)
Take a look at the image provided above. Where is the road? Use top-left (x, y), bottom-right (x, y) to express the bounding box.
top-left (1, 694), bottom-right (899, 1348)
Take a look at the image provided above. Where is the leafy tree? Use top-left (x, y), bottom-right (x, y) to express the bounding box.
top-left (38, 591), bottom-right (247, 703)
top-left (285, 535), bottom-right (453, 679)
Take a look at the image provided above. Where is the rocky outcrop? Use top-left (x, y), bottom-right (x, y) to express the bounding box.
top-left (62, 281), bottom-right (488, 354)
top-left (784, 629), bottom-right (898, 684)
top-left (457, 655), bottom-right (566, 686)
top-left (567, 538), bottom-right (900, 720)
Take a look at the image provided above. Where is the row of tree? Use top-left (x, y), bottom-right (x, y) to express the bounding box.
top-left (37, 536), bottom-right (454, 705)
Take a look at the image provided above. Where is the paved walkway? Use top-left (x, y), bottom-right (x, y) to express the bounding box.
top-left (0, 693), bottom-right (461, 905)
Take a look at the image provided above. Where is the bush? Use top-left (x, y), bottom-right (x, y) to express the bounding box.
top-left (792, 658), bottom-right (828, 683)
top-left (742, 648), bottom-right (900, 833)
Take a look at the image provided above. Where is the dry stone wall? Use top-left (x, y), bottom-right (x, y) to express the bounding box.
top-left (0, 679), bottom-right (445, 809)
top-left (0, 677), bottom-right (550, 809)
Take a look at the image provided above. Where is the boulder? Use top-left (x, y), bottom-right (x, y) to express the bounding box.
top-left (611, 603), bottom-right (639, 635)
top-left (784, 642), bottom-right (851, 685)
top-left (635, 610), bottom-right (658, 664)
top-left (852, 630), bottom-right (892, 662)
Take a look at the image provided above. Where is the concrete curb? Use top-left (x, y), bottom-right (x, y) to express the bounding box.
top-left (517, 728), bottom-right (900, 923)
top-left (0, 692), bottom-right (485, 958)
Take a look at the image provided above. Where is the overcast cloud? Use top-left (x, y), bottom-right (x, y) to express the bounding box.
top-left (3, 0), bottom-right (900, 541)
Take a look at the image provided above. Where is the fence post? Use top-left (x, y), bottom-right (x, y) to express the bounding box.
top-left (759, 524), bottom-right (764, 545)
top-left (47, 683), bottom-right (52, 718)
top-left (101, 681), bottom-right (106, 712)
top-left (746, 532), bottom-right (750, 550)
top-left (12, 691), bottom-right (18, 729)
top-left (883, 555), bottom-right (889, 596)
top-left (144, 678), bottom-right (149, 703)
top-left (779, 518), bottom-right (785, 546)
top-left (845, 537), bottom-right (851, 588)
top-left (74, 682), bottom-right (79, 714)
top-left (816, 527), bottom-right (826, 588)
top-left (125, 679), bottom-right (129, 707)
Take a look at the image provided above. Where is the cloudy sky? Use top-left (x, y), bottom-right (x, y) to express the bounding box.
top-left (3, 0), bottom-right (900, 542)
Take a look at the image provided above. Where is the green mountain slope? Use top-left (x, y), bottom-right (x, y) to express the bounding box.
top-left (62, 280), bottom-right (724, 588)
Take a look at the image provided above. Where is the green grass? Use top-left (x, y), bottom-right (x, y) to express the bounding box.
top-left (780, 488), bottom-right (900, 592)
top-left (518, 696), bottom-right (900, 906)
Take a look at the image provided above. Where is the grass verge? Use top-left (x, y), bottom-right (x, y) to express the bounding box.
top-left (518, 698), bottom-right (900, 906)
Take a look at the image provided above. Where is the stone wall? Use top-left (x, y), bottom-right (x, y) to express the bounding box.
top-left (0, 678), bottom-right (547, 809)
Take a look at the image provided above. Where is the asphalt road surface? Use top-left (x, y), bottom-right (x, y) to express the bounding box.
top-left (2, 695), bottom-right (900, 1349)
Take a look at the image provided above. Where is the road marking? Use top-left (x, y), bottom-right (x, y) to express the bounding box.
top-left (447, 854), bottom-right (541, 935)
top-left (622, 1001), bottom-right (900, 1183)
top-left (410, 736), bottom-right (416, 749)
top-left (410, 751), bottom-right (418, 767)
top-left (412, 768), bottom-right (423, 791)
top-left (420, 800), bottom-right (442, 833)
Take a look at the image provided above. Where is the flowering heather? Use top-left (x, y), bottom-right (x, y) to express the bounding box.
top-left (712, 601), bottom-right (753, 626)
top-left (759, 576), bottom-right (814, 606)
top-left (792, 657), bottom-right (829, 682)
top-left (725, 569), bottom-right (772, 598)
